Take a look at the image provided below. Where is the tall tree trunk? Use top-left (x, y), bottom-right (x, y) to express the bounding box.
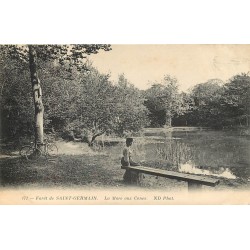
top-left (28, 45), bottom-right (44, 146)
top-left (165, 110), bottom-right (172, 127)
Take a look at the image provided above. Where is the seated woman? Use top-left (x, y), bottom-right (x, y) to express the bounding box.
top-left (121, 137), bottom-right (140, 167)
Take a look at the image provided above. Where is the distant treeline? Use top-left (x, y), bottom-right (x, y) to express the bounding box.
top-left (144, 75), bottom-right (250, 129)
top-left (0, 50), bottom-right (249, 142)
top-left (173, 75), bottom-right (250, 129)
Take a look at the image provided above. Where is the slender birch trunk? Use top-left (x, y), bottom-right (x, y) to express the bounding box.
top-left (28, 45), bottom-right (44, 146)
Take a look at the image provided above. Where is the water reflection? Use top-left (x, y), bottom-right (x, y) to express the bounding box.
top-left (142, 129), bottom-right (250, 180)
top-left (105, 129), bottom-right (250, 180)
top-left (179, 162), bottom-right (237, 179)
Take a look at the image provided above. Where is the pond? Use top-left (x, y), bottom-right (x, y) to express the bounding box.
top-left (104, 128), bottom-right (250, 181)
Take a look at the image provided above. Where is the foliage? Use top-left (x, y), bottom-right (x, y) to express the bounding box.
top-left (175, 75), bottom-right (250, 128)
top-left (144, 84), bottom-right (166, 127)
top-left (73, 68), bottom-right (119, 143)
top-left (0, 44), bottom-right (112, 143)
top-left (0, 53), bottom-right (34, 138)
top-left (186, 79), bottom-right (224, 127)
top-left (66, 72), bottom-right (149, 142)
top-left (112, 74), bottom-right (149, 136)
top-left (0, 47), bottom-right (149, 143)
top-left (1, 43), bottom-right (250, 144)
top-left (172, 91), bottom-right (195, 126)
top-left (220, 73), bottom-right (250, 127)
top-left (144, 75), bottom-right (181, 127)
top-left (2, 45), bottom-right (111, 71)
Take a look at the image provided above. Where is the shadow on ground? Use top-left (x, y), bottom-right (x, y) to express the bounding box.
top-left (0, 154), bottom-right (125, 188)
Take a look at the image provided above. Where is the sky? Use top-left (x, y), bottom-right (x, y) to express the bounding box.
top-left (89, 45), bottom-right (250, 92)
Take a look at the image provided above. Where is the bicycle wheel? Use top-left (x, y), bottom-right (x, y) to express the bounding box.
top-left (19, 145), bottom-right (32, 158)
top-left (47, 144), bottom-right (58, 157)
top-left (25, 147), bottom-right (42, 161)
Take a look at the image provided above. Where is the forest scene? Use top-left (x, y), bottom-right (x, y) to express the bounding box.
top-left (0, 44), bottom-right (249, 192)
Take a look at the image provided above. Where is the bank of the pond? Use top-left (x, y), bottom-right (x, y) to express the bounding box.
top-left (0, 140), bottom-right (249, 191)
top-left (0, 153), bottom-right (184, 191)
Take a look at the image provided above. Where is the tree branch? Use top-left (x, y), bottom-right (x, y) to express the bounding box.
top-left (89, 130), bottom-right (106, 146)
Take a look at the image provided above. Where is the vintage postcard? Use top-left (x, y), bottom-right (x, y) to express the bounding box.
top-left (0, 44), bottom-right (249, 204)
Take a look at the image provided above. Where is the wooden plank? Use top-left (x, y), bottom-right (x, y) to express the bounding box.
top-left (121, 165), bottom-right (220, 187)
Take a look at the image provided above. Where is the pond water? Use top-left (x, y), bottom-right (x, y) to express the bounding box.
top-left (104, 129), bottom-right (250, 181)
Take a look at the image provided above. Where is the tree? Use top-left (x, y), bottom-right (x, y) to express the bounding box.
top-left (177, 76), bottom-right (250, 128)
top-left (113, 74), bottom-right (149, 135)
top-left (144, 75), bottom-right (181, 127)
top-left (161, 75), bottom-right (180, 126)
top-left (75, 68), bottom-right (119, 145)
top-left (0, 52), bottom-right (33, 139)
top-left (144, 84), bottom-right (166, 127)
top-left (172, 91), bottom-right (195, 126)
top-left (188, 79), bottom-right (224, 127)
top-left (1, 45), bottom-right (111, 145)
top-left (73, 72), bottom-right (149, 143)
top-left (221, 73), bottom-right (250, 127)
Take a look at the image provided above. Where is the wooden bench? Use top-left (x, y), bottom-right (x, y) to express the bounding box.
top-left (121, 165), bottom-right (220, 191)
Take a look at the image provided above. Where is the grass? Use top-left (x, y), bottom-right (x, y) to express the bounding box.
top-left (0, 154), bottom-right (125, 189)
top-left (1, 136), bottom-right (250, 191)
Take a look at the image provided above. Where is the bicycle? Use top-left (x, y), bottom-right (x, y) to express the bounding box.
top-left (20, 139), bottom-right (58, 161)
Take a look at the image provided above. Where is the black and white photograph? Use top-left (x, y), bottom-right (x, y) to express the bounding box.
top-left (1, 1), bottom-right (250, 249)
top-left (0, 44), bottom-right (249, 204)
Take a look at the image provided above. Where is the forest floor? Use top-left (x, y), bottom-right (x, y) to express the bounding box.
top-left (0, 140), bottom-right (250, 192)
